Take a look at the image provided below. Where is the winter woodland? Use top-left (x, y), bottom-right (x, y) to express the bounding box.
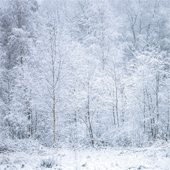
top-left (0, 0), bottom-right (170, 165)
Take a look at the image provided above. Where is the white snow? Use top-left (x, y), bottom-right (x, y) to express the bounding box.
top-left (0, 143), bottom-right (170, 170)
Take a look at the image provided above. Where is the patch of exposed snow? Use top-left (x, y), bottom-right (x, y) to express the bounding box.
top-left (0, 144), bottom-right (170, 170)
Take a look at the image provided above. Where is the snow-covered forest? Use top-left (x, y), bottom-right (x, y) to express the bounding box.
top-left (0, 0), bottom-right (170, 169)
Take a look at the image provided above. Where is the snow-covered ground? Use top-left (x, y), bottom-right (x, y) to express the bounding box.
top-left (0, 143), bottom-right (170, 170)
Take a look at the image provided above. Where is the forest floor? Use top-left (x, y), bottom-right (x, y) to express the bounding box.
top-left (0, 142), bottom-right (170, 170)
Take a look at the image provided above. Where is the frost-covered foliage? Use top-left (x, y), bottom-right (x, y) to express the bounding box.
top-left (0, 0), bottom-right (170, 150)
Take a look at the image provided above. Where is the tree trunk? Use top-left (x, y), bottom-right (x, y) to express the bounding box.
top-left (52, 56), bottom-right (56, 145)
top-left (155, 72), bottom-right (159, 138)
top-left (87, 81), bottom-right (94, 147)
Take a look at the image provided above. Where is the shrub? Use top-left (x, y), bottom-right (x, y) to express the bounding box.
top-left (40, 158), bottom-right (55, 168)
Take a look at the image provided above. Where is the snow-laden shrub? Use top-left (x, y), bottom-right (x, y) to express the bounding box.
top-left (0, 157), bottom-right (10, 165)
top-left (3, 165), bottom-right (17, 170)
top-left (101, 125), bottom-right (133, 147)
top-left (0, 138), bottom-right (44, 154)
top-left (40, 158), bottom-right (55, 168)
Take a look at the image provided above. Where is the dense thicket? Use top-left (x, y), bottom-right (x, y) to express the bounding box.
top-left (0, 0), bottom-right (170, 149)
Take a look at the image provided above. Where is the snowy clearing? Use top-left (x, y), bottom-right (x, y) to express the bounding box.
top-left (0, 144), bottom-right (170, 170)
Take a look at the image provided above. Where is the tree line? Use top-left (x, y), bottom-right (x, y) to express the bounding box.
top-left (0, 0), bottom-right (170, 148)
